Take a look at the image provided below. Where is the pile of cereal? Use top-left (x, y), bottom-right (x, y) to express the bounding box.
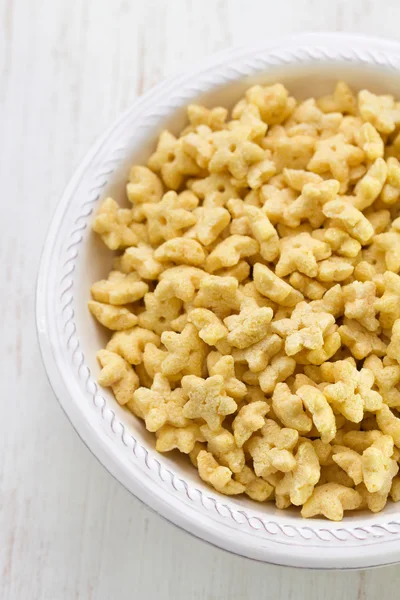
top-left (89, 81), bottom-right (400, 521)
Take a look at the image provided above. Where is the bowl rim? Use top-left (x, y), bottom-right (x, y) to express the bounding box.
top-left (37, 31), bottom-right (400, 570)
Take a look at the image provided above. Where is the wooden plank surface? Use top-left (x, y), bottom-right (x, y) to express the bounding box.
top-left (2, 0), bottom-right (400, 597)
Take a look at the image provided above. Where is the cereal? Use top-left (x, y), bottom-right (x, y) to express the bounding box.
top-left (91, 80), bottom-right (400, 520)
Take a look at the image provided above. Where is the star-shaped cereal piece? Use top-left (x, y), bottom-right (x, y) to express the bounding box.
top-left (148, 130), bottom-right (201, 189)
top-left (374, 218), bottom-right (400, 273)
top-left (246, 419), bottom-right (298, 478)
top-left (142, 190), bottom-right (198, 244)
top-left (275, 441), bottom-right (321, 507)
top-left (352, 158), bottom-right (387, 211)
top-left (206, 352), bottom-right (247, 399)
top-left (381, 157), bottom-right (400, 204)
top-left (130, 373), bottom-right (188, 432)
top-left (275, 232), bottom-right (331, 278)
top-left (377, 405), bottom-right (400, 448)
top-left (161, 323), bottom-right (207, 378)
top-left (182, 374), bottom-right (237, 431)
top-left (295, 385), bottom-right (336, 443)
top-left (91, 271), bottom-right (149, 305)
top-left (138, 292), bottom-right (182, 335)
top-left (258, 352), bottom-right (296, 395)
top-left (154, 238), bottom-right (206, 267)
top-left (188, 309), bottom-right (228, 347)
top-left (181, 125), bottom-right (216, 169)
top-left (197, 450), bottom-right (245, 495)
top-left (155, 424), bottom-right (205, 453)
top-left (155, 266), bottom-right (207, 303)
top-left (339, 318), bottom-right (386, 359)
top-left (307, 133), bottom-right (365, 192)
top-left (186, 104), bottom-right (228, 130)
top-left (241, 83), bottom-right (295, 125)
top-left (116, 243), bottom-right (164, 280)
top-left (263, 128), bottom-right (315, 172)
top-left (318, 81), bottom-right (357, 115)
top-left (285, 179), bottom-right (340, 228)
top-left (106, 327), bottom-right (160, 365)
top-left (234, 466), bottom-right (274, 501)
top-left (187, 206), bottom-right (231, 246)
top-left (271, 382), bottom-right (312, 433)
top-left (232, 401), bottom-right (269, 448)
top-left (253, 263), bottom-right (304, 307)
top-left (126, 165), bottom-right (163, 204)
top-left (322, 199), bottom-right (374, 244)
top-left (88, 301), bottom-right (137, 331)
top-left (200, 424), bottom-right (245, 473)
top-left (205, 235), bottom-right (259, 273)
top-left (242, 204), bottom-right (279, 262)
top-left (362, 435), bottom-right (398, 494)
top-left (301, 483), bottom-right (362, 521)
top-left (342, 281), bottom-right (379, 332)
top-left (317, 227), bottom-right (361, 258)
top-left (223, 297), bottom-right (273, 349)
top-left (387, 319), bottom-right (400, 362)
top-left (364, 355), bottom-right (400, 408)
top-left (358, 89), bottom-right (400, 134)
top-left (208, 129), bottom-right (265, 180)
top-left (188, 173), bottom-right (239, 207)
top-left (97, 349), bottom-right (139, 405)
top-left (194, 275), bottom-right (242, 318)
top-left (232, 334), bottom-right (282, 373)
top-left (92, 198), bottom-right (141, 250)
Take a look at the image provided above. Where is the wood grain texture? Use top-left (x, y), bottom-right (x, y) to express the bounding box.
top-left (2, 0), bottom-right (400, 597)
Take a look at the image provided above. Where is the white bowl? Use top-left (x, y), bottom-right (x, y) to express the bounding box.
top-left (37, 32), bottom-right (400, 570)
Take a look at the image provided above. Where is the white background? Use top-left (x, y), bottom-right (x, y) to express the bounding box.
top-left (2, 0), bottom-right (400, 598)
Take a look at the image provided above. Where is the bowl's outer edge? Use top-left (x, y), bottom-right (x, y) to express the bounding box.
top-left (37, 32), bottom-right (400, 569)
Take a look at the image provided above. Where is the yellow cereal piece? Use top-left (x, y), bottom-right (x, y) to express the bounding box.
top-left (301, 483), bottom-right (362, 521)
top-left (285, 179), bottom-right (340, 229)
top-left (232, 401), bottom-right (269, 448)
top-left (161, 323), bottom-right (206, 378)
top-left (188, 308), bottom-right (228, 347)
top-left (381, 157), bottom-right (400, 204)
top-left (342, 280), bottom-right (379, 332)
top-left (352, 158), bottom-right (387, 210)
top-left (264, 129), bottom-right (315, 172)
top-left (374, 227), bottom-right (400, 273)
top-left (126, 165), bottom-right (163, 204)
top-left (148, 130), bottom-right (201, 189)
top-left (97, 349), bottom-right (139, 405)
top-left (106, 327), bottom-right (160, 365)
top-left (232, 334), bottom-right (282, 373)
top-left (317, 256), bottom-right (354, 283)
top-left (197, 450), bottom-right (245, 495)
top-left (207, 353), bottom-right (247, 399)
top-left (332, 446), bottom-right (363, 485)
top-left (224, 298), bottom-right (273, 349)
top-left (200, 425), bottom-right (245, 473)
top-left (339, 318), bottom-right (386, 359)
top-left (364, 355), bottom-right (400, 408)
top-left (387, 319), bottom-right (400, 362)
top-left (322, 199), bottom-right (374, 244)
top-left (205, 234), bottom-right (258, 272)
top-left (187, 104), bottom-right (228, 130)
top-left (189, 206), bottom-right (231, 246)
top-left (155, 423), bottom-right (205, 454)
top-left (93, 198), bottom-right (141, 250)
top-left (296, 385), bottom-right (336, 443)
top-left (155, 266), bottom-right (207, 303)
top-left (143, 190), bottom-right (198, 244)
top-left (276, 441), bottom-right (320, 507)
top-left (243, 83), bottom-right (295, 125)
top-left (247, 419), bottom-right (298, 478)
top-left (116, 243), bottom-right (164, 280)
top-left (182, 374), bottom-right (237, 431)
top-left (318, 81), bottom-right (357, 115)
top-left (208, 129), bottom-right (265, 180)
top-left (355, 122), bottom-right (384, 161)
top-left (308, 134), bottom-right (365, 192)
top-left (154, 238), bottom-right (206, 266)
top-left (358, 89), bottom-right (400, 134)
top-left (188, 173), bottom-right (238, 207)
top-left (194, 275), bottom-right (242, 318)
top-left (276, 232), bottom-right (331, 278)
top-left (288, 272), bottom-right (326, 300)
top-left (234, 466), bottom-right (274, 502)
top-left (91, 271), bottom-right (148, 305)
top-left (253, 263), bottom-right (303, 307)
top-left (138, 293), bottom-right (182, 335)
top-left (130, 373), bottom-right (188, 432)
top-left (258, 353), bottom-right (296, 395)
top-left (362, 435), bottom-right (398, 494)
top-left (318, 227), bottom-right (361, 258)
top-left (243, 204), bottom-right (279, 262)
top-left (88, 300), bottom-right (137, 331)
top-left (271, 382), bottom-right (312, 433)
top-left (181, 125), bottom-right (215, 169)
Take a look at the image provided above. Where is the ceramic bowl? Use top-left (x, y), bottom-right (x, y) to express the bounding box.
top-left (37, 32), bottom-right (400, 569)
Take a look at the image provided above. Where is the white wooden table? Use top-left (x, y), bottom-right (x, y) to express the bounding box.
top-left (3, 0), bottom-right (400, 597)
